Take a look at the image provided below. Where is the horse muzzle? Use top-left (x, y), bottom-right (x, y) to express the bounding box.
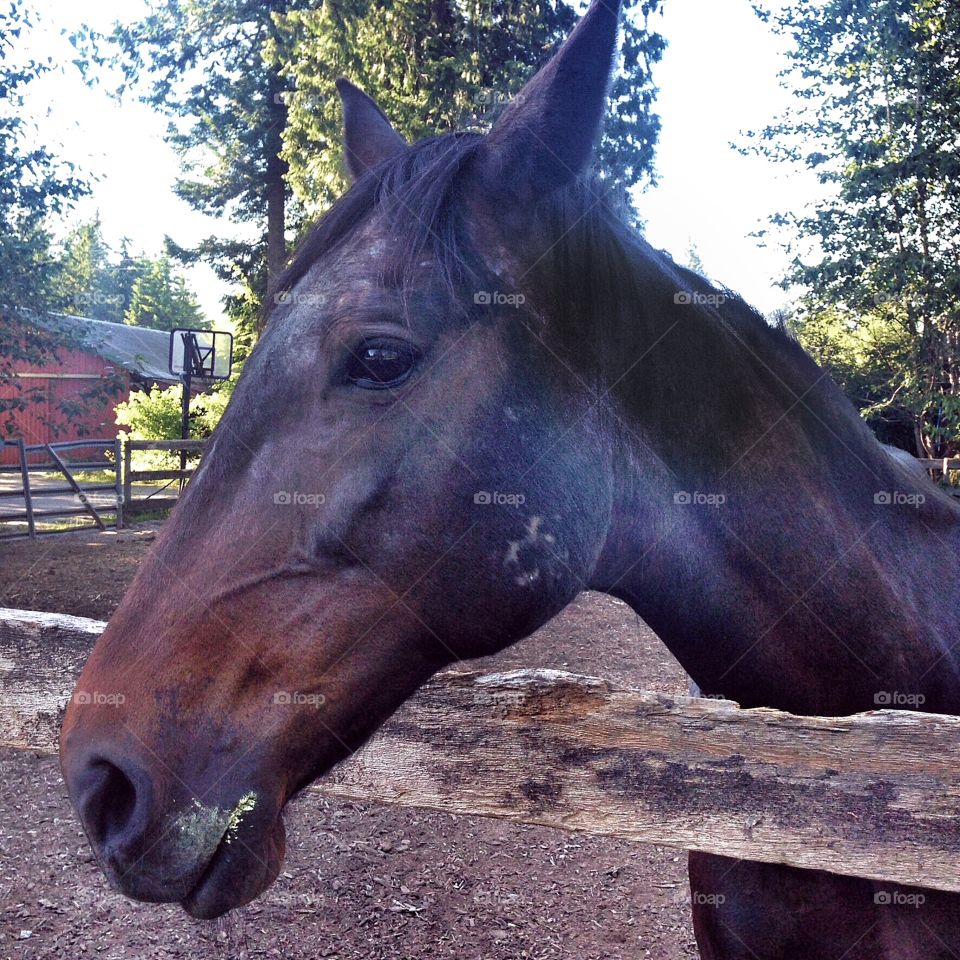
top-left (61, 736), bottom-right (287, 918)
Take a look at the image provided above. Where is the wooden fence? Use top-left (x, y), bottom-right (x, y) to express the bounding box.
top-left (122, 438), bottom-right (207, 518)
top-left (0, 439), bottom-right (123, 539)
top-left (3, 607), bottom-right (960, 893)
top-left (918, 457), bottom-right (960, 495)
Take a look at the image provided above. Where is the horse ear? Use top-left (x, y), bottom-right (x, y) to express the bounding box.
top-left (335, 78), bottom-right (407, 181)
top-left (474, 0), bottom-right (621, 198)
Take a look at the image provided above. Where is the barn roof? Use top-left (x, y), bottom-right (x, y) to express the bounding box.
top-left (38, 314), bottom-right (180, 385)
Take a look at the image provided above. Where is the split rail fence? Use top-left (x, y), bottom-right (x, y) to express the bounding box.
top-left (3, 608), bottom-right (960, 894)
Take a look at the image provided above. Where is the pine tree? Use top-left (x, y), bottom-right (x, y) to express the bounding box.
top-left (124, 256), bottom-right (205, 331)
top-left (750, 0), bottom-right (960, 454)
top-left (276, 1), bottom-right (664, 217)
top-left (112, 0), bottom-right (664, 342)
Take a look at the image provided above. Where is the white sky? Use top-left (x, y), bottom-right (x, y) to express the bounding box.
top-left (19, 0), bottom-right (823, 322)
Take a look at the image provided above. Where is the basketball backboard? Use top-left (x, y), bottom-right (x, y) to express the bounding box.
top-left (168, 329), bottom-right (233, 381)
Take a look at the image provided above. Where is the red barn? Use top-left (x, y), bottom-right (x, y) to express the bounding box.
top-left (1, 315), bottom-right (180, 465)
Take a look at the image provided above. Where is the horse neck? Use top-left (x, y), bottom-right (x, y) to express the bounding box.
top-left (586, 281), bottom-right (960, 716)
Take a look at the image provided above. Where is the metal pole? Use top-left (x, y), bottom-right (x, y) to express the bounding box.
top-left (179, 330), bottom-right (196, 492)
top-left (180, 365), bottom-right (191, 492)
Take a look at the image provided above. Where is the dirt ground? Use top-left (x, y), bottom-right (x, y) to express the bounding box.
top-left (0, 525), bottom-right (699, 960)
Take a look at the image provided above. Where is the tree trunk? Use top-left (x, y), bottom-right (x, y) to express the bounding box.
top-left (262, 65), bottom-right (289, 333)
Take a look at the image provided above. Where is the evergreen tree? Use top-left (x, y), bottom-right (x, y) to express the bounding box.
top-left (111, 0), bottom-right (314, 333)
top-left (750, 0), bottom-right (960, 455)
top-left (124, 256), bottom-right (205, 331)
top-left (58, 216), bottom-right (128, 322)
top-left (112, 0), bottom-right (664, 342)
top-left (55, 219), bottom-right (205, 330)
top-left (276, 0), bottom-right (664, 217)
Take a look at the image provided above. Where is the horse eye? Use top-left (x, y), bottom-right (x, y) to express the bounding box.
top-left (345, 338), bottom-right (419, 389)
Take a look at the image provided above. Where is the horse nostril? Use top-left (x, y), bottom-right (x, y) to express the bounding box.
top-left (76, 758), bottom-right (145, 855)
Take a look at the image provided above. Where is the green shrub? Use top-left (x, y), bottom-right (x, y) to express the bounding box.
top-left (115, 382), bottom-right (232, 471)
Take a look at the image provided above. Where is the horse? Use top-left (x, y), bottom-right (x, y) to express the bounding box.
top-left (60, 1), bottom-right (960, 955)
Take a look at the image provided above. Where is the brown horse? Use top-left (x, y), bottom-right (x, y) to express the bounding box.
top-left (60, 1), bottom-right (960, 955)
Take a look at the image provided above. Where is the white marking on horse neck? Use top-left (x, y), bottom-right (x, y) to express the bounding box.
top-left (503, 515), bottom-right (561, 587)
top-left (515, 568), bottom-right (541, 587)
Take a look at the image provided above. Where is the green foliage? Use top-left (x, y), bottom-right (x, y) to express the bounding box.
top-left (787, 306), bottom-right (917, 445)
top-left (110, 0), bottom-right (310, 340)
top-left (0, 0), bottom-right (90, 435)
top-left (115, 384), bottom-right (182, 446)
top-left (0, 1), bottom-right (88, 317)
top-left (124, 256), bottom-right (205, 331)
top-left (110, 0), bottom-right (664, 349)
top-left (275, 0), bottom-right (665, 218)
top-left (115, 382), bottom-right (232, 469)
top-left (55, 217), bottom-right (205, 330)
top-left (57, 216), bottom-right (131, 322)
top-left (751, 0), bottom-right (960, 454)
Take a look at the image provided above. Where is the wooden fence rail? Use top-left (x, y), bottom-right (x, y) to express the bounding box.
top-left (3, 607), bottom-right (960, 892)
top-left (916, 457), bottom-right (960, 497)
top-left (916, 458), bottom-right (960, 473)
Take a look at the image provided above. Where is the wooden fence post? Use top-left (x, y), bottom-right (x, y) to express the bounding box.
top-left (113, 438), bottom-right (124, 530)
top-left (123, 440), bottom-right (132, 524)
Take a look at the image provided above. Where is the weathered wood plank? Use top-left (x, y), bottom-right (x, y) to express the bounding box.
top-left (128, 469), bottom-right (194, 482)
top-left (126, 439), bottom-right (207, 452)
top-left (3, 608), bottom-right (960, 891)
top-left (0, 608), bottom-right (103, 749)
